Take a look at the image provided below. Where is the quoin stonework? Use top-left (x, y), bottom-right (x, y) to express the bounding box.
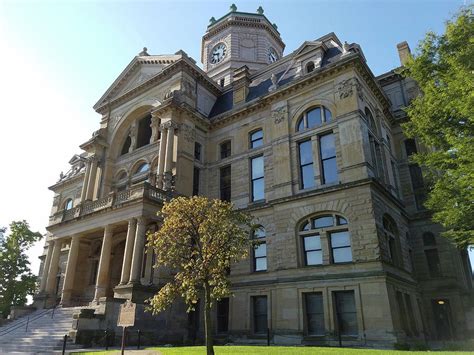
top-left (33, 5), bottom-right (473, 347)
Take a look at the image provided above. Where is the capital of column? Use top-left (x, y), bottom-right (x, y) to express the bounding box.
top-left (160, 121), bottom-right (178, 131)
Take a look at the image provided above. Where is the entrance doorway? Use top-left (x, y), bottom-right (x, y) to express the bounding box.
top-left (431, 299), bottom-right (454, 340)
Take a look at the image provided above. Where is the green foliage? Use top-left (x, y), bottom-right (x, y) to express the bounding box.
top-left (402, 6), bottom-right (474, 247)
top-left (147, 196), bottom-right (253, 355)
top-left (0, 221), bottom-right (43, 318)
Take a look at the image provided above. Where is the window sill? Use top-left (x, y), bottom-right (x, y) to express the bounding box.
top-left (249, 199), bottom-right (266, 206)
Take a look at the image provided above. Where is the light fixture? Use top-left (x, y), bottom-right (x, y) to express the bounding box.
top-left (437, 300), bottom-right (445, 305)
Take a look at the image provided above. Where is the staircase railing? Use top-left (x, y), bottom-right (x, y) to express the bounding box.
top-left (0, 308), bottom-right (53, 336)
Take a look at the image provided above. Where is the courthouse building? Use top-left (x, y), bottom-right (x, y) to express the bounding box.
top-left (34, 5), bottom-right (473, 347)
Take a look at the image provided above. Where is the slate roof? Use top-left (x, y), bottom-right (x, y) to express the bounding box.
top-left (209, 44), bottom-right (345, 118)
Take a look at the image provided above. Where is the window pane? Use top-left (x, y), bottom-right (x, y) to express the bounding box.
top-left (254, 227), bottom-right (266, 239)
top-left (217, 298), bottom-right (229, 333)
top-left (320, 134), bottom-right (336, 159)
top-left (324, 108), bottom-right (332, 122)
top-left (252, 178), bottom-right (265, 201)
top-left (253, 296), bottom-right (268, 333)
top-left (335, 291), bottom-right (358, 336)
top-left (305, 293), bottom-right (325, 335)
top-left (251, 156), bottom-right (264, 179)
top-left (425, 249), bottom-right (441, 276)
top-left (304, 235), bottom-right (321, 251)
top-left (333, 247), bottom-right (352, 263)
top-left (307, 108), bottom-right (322, 128)
top-left (194, 142), bottom-right (202, 160)
top-left (331, 231), bottom-right (350, 247)
top-left (254, 243), bottom-right (267, 257)
top-left (301, 164), bottom-right (315, 189)
top-left (301, 222), bottom-right (310, 231)
top-left (337, 216), bottom-right (348, 225)
top-left (423, 233), bottom-right (436, 246)
top-left (297, 118), bottom-right (305, 131)
top-left (251, 130), bottom-right (263, 148)
top-left (220, 141), bottom-right (231, 159)
top-left (255, 257), bottom-right (267, 271)
top-left (299, 140), bottom-right (313, 165)
top-left (306, 250), bottom-right (322, 265)
top-left (313, 216), bottom-right (333, 228)
top-left (322, 158), bottom-right (338, 183)
top-left (306, 293), bottom-right (323, 313)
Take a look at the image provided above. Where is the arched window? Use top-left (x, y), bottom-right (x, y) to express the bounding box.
top-left (64, 199), bottom-right (73, 211)
top-left (365, 107), bottom-right (377, 132)
top-left (299, 213), bottom-right (351, 266)
top-left (382, 215), bottom-right (400, 266)
top-left (252, 226), bottom-right (267, 272)
top-left (116, 171), bottom-right (127, 181)
top-left (136, 114), bottom-right (152, 149)
top-left (133, 162), bottom-right (150, 176)
top-left (306, 61), bottom-right (315, 73)
top-left (121, 136), bottom-right (131, 156)
top-left (249, 129), bottom-right (263, 149)
top-left (296, 106), bottom-right (332, 132)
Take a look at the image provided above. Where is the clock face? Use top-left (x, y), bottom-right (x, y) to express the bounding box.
top-left (210, 43), bottom-right (227, 64)
top-left (268, 47), bottom-right (278, 63)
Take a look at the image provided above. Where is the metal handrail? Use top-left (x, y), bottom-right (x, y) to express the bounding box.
top-left (0, 308), bottom-right (53, 336)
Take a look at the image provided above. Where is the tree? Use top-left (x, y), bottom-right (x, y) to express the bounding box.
top-left (401, 6), bottom-right (474, 247)
top-left (147, 196), bottom-right (253, 355)
top-left (0, 221), bottom-right (43, 318)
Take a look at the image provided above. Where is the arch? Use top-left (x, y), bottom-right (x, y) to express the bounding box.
top-left (115, 169), bottom-right (128, 182)
top-left (108, 104), bottom-right (154, 159)
top-left (306, 61), bottom-right (315, 73)
top-left (291, 98), bottom-right (337, 133)
top-left (120, 136), bottom-right (132, 156)
top-left (132, 161), bottom-right (150, 176)
top-left (136, 114), bottom-right (152, 149)
top-left (365, 107), bottom-right (377, 133)
top-left (382, 214), bottom-right (401, 265)
top-left (296, 106), bottom-right (333, 132)
top-left (249, 128), bottom-right (264, 149)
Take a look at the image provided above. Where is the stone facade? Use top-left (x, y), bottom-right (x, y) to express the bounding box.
top-left (34, 6), bottom-right (473, 348)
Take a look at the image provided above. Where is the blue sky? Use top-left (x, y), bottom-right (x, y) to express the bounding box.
top-left (0, 0), bottom-right (471, 272)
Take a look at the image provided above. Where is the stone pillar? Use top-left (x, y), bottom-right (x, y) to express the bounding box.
top-left (45, 240), bottom-right (62, 295)
top-left (120, 219), bottom-right (137, 285)
top-left (156, 124), bottom-right (168, 189)
top-left (60, 235), bottom-right (80, 305)
top-left (80, 161), bottom-right (92, 202)
top-left (143, 245), bottom-right (154, 285)
top-left (86, 155), bottom-right (99, 201)
top-left (129, 217), bottom-right (147, 284)
top-left (39, 241), bottom-right (54, 292)
top-left (94, 225), bottom-right (114, 301)
top-left (163, 122), bottom-right (176, 190)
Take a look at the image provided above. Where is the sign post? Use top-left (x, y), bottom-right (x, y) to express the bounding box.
top-left (117, 300), bottom-right (136, 355)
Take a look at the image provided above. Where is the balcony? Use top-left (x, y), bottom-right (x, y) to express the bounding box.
top-left (49, 182), bottom-right (170, 226)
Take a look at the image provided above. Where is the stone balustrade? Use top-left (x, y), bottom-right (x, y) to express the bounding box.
top-left (49, 182), bottom-right (170, 226)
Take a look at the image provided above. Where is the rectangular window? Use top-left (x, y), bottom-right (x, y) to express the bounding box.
top-left (368, 135), bottom-right (379, 177)
top-left (409, 165), bottom-right (424, 189)
top-left (330, 231), bottom-right (352, 263)
top-left (217, 298), bottom-right (229, 333)
top-left (220, 141), bottom-right (231, 159)
top-left (254, 243), bottom-right (267, 272)
top-left (303, 234), bottom-right (322, 266)
top-left (425, 249), bottom-right (441, 277)
top-left (299, 140), bottom-right (315, 189)
top-left (194, 142), bottom-right (202, 161)
top-left (89, 260), bottom-right (99, 285)
top-left (320, 133), bottom-right (338, 184)
top-left (404, 139), bottom-right (417, 157)
top-left (220, 166), bottom-right (231, 202)
top-left (193, 167), bottom-right (200, 196)
top-left (251, 156), bottom-right (265, 201)
top-left (404, 293), bottom-right (418, 336)
top-left (396, 291), bottom-right (411, 336)
top-left (305, 293), bottom-right (325, 335)
top-left (253, 296), bottom-right (268, 334)
top-left (250, 129), bottom-right (263, 149)
top-left (334, 291), bottom-right (358, 336)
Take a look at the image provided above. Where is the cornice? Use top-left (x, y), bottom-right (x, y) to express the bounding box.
top-left (95, 57), bottom-right (222, 115)
top-left (49, 171), bottom-right (85, 191)
top-left (151, 97), bottom-right (211, 130)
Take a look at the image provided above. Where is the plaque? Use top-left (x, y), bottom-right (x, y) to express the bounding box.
top-left (117, 300), bottom-right (136, 327)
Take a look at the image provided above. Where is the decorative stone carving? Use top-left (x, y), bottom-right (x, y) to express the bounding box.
top-left (163, 171), bottom-right (173, 191)
top-left (336, 77), bottom-right (363, 101)
top-left (268, 73), bottom-right (278, 92)
top-left (180, 123), bottom-right (196, 142)
top-left (182, 80), bottom-right (196, 99)
top-left (163, 90), bottom-right (174, 100)
top-left (129, 122), bottom-right (138, 152)
top-left (271, 105), bottom-right (288, 124)
top-left (110, 114), bottom-right (123, 129)
top-left (160, 121), bottom-right (178, 131)
top-left (53, 195), bottom-right (61, 207)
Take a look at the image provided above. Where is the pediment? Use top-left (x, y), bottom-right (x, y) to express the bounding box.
top-left (294, 41), bottom-right (327, 58)
top-left (94, 54), bottom-right (180, 111)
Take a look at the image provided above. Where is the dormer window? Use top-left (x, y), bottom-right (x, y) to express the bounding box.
top-left (64, 199), bottom-right (73, 211)
top-left (306, 61), bottom-right (315, 73)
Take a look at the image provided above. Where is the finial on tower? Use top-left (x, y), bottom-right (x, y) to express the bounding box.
top-left (230, 3), bottom-right (237, 12)
top-left (257, 6), bottom-right (264, 14)
top-left (139, 47), bottom-right (149, 56)
top-left (209, 16), bottom-right (216, 25)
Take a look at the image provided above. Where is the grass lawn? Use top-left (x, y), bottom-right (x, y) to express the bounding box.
top-left (75, 345), bottom-right (472, 354)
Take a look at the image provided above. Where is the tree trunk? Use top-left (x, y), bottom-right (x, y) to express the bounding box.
top-left (203, 282), bottom-right (214, 355)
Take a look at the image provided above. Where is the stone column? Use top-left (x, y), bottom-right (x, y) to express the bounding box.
top-left (60, 235), bottom-right (81, 305)
top-left (156, 124), bottom-right (168, 189)
top-left (94, 225), bottom-right (114, 301)
top-left (143, 245), bottom-right (154, 285)
top-left (129, 217), bottom-right (147, 284)
top-left (45, 239), bottom-right (62, 295)
top-left (39, 240), bottom-right (54, 292)
top-left (163, 122), bottom-right (176, 190)
top-left (86, 155), bottom-right (99, 201)
top-left (80, 161), bottom-right (92, 202)
top-left (120, 219), bottom-right (137, 285)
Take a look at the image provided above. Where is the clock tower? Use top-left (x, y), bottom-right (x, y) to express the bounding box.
top-left (201, 4), bottom-right (285, 86)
